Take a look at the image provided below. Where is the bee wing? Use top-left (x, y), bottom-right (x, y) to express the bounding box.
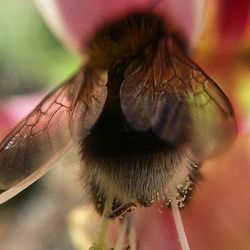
top-left (0, 68), bottom-right (107, 204)
top-left (120, 40), bottom-right (236, 159)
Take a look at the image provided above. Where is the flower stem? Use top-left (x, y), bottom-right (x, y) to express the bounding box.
top-left (90, 196), bottom-right (113, 250)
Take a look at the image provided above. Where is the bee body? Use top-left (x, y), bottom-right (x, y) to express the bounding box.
top-left (0, 13), bottom-right (236, 214)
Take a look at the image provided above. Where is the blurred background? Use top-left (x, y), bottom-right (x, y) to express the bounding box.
top-left (0, 1), bottom-right (80, 97)
top-left (0, 1), bottom-right (249, 250)
top-left (0, 1), bottom-right (94, 250)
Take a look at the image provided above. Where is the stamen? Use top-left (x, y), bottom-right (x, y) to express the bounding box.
top-left (128, 218), bottom-right (137, 250)
top-left (114, 214), bottom-right (137, 250)
top-left (170, 190), bottom-right (190, 250)
top-left (114, 216), bottom-right (129, 250)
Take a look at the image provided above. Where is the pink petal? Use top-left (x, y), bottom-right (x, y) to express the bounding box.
top-left (218, 0), bottom-right (250, 50)
top-left (134, 205), bottom-right (181, 250)
top-left (34, 0), bottom-right (206, 53)
top-left (183, 135), bottom-right (250, 249)
top-left (131, 135), bottom-right (250, 249)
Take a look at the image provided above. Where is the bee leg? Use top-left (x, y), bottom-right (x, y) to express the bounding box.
top-left (104, 202), bottom-right (137, 220)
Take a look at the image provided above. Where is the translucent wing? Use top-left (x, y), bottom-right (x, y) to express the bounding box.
top-left (0, 67), bottom-right (107, 204)
top-left (120, 39), bottom-right (236, 159)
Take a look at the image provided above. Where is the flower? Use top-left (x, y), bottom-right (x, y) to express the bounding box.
top-left (34, 0), bottom-right (206, 53)
top-left (1, 0), bottom-right (250, 249)
top-left (217, 0), bottom-right (250, 55)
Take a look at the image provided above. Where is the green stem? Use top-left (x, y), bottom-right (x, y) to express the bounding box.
top-left (90, 196), bottom-right (113, 250)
